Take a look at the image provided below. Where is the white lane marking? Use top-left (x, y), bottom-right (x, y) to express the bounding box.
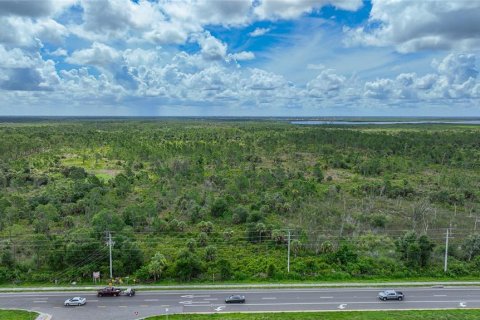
top-left (119, 306), bottom-right (127, 308)
top-left (214, 306), bottom-right (225, 312)
top-left (460, 302), bottom-right (467, 307)
top-left (338, 303), bottom-right (347, 309)
top-left (33, 301), bottom-right (48, 303)
top-left (89, 299), bottom-right (98, 302)
top-left (140, 305), bottom-right (149, 307)
top-left (204, 298), bottom-right (219, 301)
top-left (434, 295), bottom-right (447, 297)
top-left (320, 296), bottom-right (333, 299)
top-left (181, 295), bottom-right (210, 298)
top-left (98, 306), bottom-right (106, 308)
top-left (262, 297), bottom-right (277, 300)
top-left (179, 301), bottom-right (192, 304)
top-left (144, 299), bottom-right (159, 302)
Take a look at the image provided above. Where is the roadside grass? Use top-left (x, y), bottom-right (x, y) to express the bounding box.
top-left (2, 276), bottom-right (480, 290)
top-left (146, 310), bottom-right (480, 320)
top-left (0, 310), bottom-right (38, 320)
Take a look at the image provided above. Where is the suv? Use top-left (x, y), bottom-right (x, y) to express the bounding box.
top-left (378, 289), bottom-right (404, 301)
top-left (97, 287), bottom-right (122, 297)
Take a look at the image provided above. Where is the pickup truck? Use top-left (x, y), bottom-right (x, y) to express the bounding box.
top-left (378, 289), bottom-right (404, 301)
top-left (97, 287), bottom-right (122, 297)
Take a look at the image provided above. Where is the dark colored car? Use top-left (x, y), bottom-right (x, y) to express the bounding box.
top-left (378, 289), bottom-right (404, 301)
top-left (97, 286), bottom-right (122, 297)
top-left (225, 295), bottom-right (246, 303)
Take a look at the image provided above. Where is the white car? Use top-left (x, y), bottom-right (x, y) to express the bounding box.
top-left (64, 297), bottom-right (87, 306)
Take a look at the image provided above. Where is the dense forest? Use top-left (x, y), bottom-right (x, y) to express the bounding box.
top-left (0, 119), bottom-right (479, 284)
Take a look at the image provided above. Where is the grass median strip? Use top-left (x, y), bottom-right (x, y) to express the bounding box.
top-left (147, 310), bottom-right (480, 320)
top-left (0, 309), bottom-right (39, 320)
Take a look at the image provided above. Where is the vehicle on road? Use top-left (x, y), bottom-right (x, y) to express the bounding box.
top-left (225, 295), bottom-right (246, 303)
top-left (378, 289), bottom-right (404, 301)
top-left (97, 286), bottom-right (122, 297)
top-left (64, 297), bottom-right (86, 306)
top-left (123, 287), bottom-right (135, 296)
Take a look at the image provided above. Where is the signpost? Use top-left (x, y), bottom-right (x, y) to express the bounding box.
top-left (93, 271), bottom-right (100, 284)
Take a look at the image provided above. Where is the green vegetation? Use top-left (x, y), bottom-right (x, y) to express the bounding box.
top-left (0, 309), bottom-right (38, 320)
top-left (146, 310), bottom-right (480, 320)
top-left (0, 119), bottom-right (480, 285)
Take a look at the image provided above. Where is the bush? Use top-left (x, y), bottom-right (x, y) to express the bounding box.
top-left (211, 197), bottom-right (228, 218)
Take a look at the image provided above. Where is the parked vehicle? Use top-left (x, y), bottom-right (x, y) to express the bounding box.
top-left (225, 295), bottom-right (246, 303)
top-left (64, 297), bottom-right (86, 306)
top-left (378, 290), bottom-right (404, 301)
top-left (97, 286), bottom-right (122, 297)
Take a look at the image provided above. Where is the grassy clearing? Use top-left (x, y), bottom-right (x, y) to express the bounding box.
top-left (0, 310), bottom-right (38, 320)
top-left (146, 310), bottom-right (480, 320)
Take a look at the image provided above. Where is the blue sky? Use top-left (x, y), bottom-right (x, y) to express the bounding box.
top-left (0, 0), bottom-right (479, 116)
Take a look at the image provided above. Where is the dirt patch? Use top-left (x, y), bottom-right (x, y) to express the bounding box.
top-left (93, 169), bottom-right (122, 177)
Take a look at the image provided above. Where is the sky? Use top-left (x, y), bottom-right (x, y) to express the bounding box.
top-left (0, 0), bottom-right (479, 117)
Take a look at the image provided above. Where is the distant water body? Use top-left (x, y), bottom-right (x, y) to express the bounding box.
top-left (291, 120), bottom-right (480, 125)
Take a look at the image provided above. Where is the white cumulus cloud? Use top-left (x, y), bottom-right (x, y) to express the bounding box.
top-left (344, 0), bottom-right (480, 53)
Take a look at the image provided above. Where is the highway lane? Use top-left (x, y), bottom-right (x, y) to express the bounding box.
top-left (1, 287), bottom-right (480, 320)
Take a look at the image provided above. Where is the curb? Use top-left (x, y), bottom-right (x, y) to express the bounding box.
top-left (36, 312), bottom-right (52, 320)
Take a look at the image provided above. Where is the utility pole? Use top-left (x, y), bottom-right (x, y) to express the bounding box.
top-left (287, 230), bottom-right (291, 273)
top-left (444, 228), bottom-right (449, 273)
top-left (107, 232), bottom-right (114, 279)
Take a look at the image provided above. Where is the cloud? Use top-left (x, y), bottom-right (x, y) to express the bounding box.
top-left (344, 0), bottom-right (480, 53)
top-left (66, 42), bottom-right (120, 67)
top-left (434, 53), bottom-right (478, 84)
top-left (0, 16), bottom-right (68, 47)
top-left (229, 51), bottom-right (255, 61)
top-left (144, 21), bottom-right (192, 45)
top-left (50, 48), bottom-right (68, 57)
top-left (0, 45), bottom-right (59, 91)
top-left (74, 0), bottom-right (164, 41)
top-left (307, 66), bottom-right (347, 97)
top-left (0, 0), bottom-right (55, 18)
top-left (254, 0), bottom-right (363, 20)
top-left (194, 32), bottom-right (228, 61)
top-left (162, 0), bottom-right (253, 26)
top-left (249, 27), bottom-right (270, 37)
top-left (363, 53), bottom-right (480, 100)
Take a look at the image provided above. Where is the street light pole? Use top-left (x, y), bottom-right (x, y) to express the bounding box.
top-left (108, 232), bottom-right (113, 279)
top-left (287, 230), bottom-right (291, 273)
top-left (444, 228), bottom-right (449, 273)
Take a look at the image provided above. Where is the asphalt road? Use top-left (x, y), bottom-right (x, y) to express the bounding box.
top-left (1, 287), bottom-right (480, 320)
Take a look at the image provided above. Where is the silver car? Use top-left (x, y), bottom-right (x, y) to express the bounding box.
top-left (378, 289), bottom-right (404, 301)
top-left (64, 297), bottom-right (87, 306)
